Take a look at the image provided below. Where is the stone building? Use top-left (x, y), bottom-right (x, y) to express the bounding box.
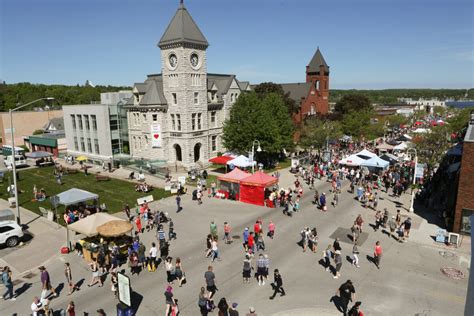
top-left (126, 2), bottom-right (248, 169)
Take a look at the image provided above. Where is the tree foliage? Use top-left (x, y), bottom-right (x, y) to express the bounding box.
top-left (222, 92), bottom-right (294, 156)
top-left (253, 82), bottom-right (299, 114)
top-left (300, 118), bottom-right (342, 149)
top-left (330, 88), bottom-right (474, 104)
top-left (335, 94), bottom-right (372, 114)
top-left (0, 82), bottom-right (130, 111)
top-left (412, 125), bottom-right (451, 168)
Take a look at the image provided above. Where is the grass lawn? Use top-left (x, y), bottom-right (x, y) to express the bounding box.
top-left (265, 158), bottom-right (291, 173)
top-left (186, 174), bottom-right (218, 188)
top-left (0, 167), bottom-right (171, 222)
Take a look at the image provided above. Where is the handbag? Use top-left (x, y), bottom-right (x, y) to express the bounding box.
top-left (181, 273), bottom-right (187, 284)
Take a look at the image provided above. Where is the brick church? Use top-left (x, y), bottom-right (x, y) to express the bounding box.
top-left (280, 48), bottom-right (330, 124)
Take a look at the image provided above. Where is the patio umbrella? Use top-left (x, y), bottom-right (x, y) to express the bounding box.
top-left (75, 156), bottom-right (88, 161)
top-left (97, 220), bottom-right (133, 237)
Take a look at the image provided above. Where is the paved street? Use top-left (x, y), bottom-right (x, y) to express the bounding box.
top-left (0, 168), bottom-right (470, 315)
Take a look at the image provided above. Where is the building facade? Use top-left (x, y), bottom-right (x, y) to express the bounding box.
top-left (453, 112), bottom-right (474, 235)
top-left (280, 48), bottom-right (330, 125)
top-left (126, 3), bottom-right (248, 168)
top-left (0, 110), bottom-right (63, 147)
top-left (63, 91), bottom-right (132, 163)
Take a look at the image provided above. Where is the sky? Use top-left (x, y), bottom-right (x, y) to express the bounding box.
top-left (1, 0), bottom-right (473, 89)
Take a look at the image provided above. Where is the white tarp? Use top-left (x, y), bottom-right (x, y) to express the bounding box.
top-left (393, 142), bottom-right (409, 151)
top-left (339, 154), bottom-right (367, 166)
top-left (355, 149), bottom-right (378, 159)
top-left (68, 212), bottom-right (124, 237)
top-left (360, 156), bottom-right (390, 169)
top-left (56, 188), bottom-right (99, 206)
top-left (227, 155), bottom-right (256, 168)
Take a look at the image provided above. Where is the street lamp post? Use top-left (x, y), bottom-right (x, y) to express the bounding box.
top-left (251, 140), bottom-right (262, 173)
top-left (407, 148), bottom-right (418, 213)
top-left (10, 97), bottom-right (54, 225)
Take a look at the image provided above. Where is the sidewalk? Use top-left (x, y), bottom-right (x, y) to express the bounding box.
top-left (0, 199), bottom-right (66, 276)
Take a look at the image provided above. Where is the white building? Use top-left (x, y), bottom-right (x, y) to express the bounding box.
top-left (398, 98), bottom-right (447, 112)
top-left (63, 91), bottom-right (132, 163)
top-left (126, 3), bottom-right (249, 169)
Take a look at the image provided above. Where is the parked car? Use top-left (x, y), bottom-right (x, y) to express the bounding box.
top-left (4, 155), bottom-right (28, 168)
top-left (0, 220), bottom-right (24, 247)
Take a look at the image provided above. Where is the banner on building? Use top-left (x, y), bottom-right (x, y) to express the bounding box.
top-left (151, 124), bottom-right (162, 148)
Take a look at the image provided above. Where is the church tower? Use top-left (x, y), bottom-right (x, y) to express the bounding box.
top-left (158, 1), bottom-right (209, 166)
top-left (306, 48), bottom-right (330, 114)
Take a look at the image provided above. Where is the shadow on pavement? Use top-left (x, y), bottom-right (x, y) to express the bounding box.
top-left (329, 295), bottom-right (344, 313)
top-left (14, 282), bottom-right (32, 297)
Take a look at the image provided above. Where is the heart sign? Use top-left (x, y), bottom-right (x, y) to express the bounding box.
top-left (150, 124), bottom-right (162, 148)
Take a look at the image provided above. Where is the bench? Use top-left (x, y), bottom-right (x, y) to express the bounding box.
top-left (66, 168), bottom-right (79, 174)
top-left (39, 161), bottom-right (55, 167)
top-left (95, 174), bottom-right (110, 181)
top-left (137, 195), bottom-right (154, 206)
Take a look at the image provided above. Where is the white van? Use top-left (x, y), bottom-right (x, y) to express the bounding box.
top-left (0, 220), bottom-right (24, 247)
top-left (4, 155), bottom-right (28, 168)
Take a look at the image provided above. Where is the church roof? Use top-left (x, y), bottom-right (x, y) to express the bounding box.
top-left (158, 3), bottom-right (209, 49)
top-left (237, 81), bottom-right (251, 91)
top-left (207, 74), bottom-right (235, 101)
top-left (280, 82), bottom-right (312, 104)
top-left (307, 48), bottom-right (329, 74)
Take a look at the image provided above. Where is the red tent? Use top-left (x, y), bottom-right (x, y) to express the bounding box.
top-left (209, 156), bottom-right (234, 165)
top-left (240, 172), bottom-right (278, 206)
top-left (217, 168), bottom-right (250, 183)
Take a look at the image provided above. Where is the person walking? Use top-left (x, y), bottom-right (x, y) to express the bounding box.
top-left (64, 263), bottom-right (79, 295)
top-left (87, 258), bottom-right (103, 287)
top-left (324, 245), bottom-right (332, 272)
top-left (387, 216), bottom-right (397, 239)
top-left (211, 237), bottom-right (222, 262)
top-left (66, 301), bottom-right (76, 316)
top-left (351, 242), bottom-right (360, 268)
top-left (175, 257), bottom-right (185, 287)
top-left (149, 242), bottom-right (158, 271)
top-left (256, 254), bottom-right (266, 285)
top-left (333, 250), bottom-right (342, 279)
top-left (229, 302), bottom-right (239, 316)
top-left (176, 194), bottom-right (182, 213)
top-left (157, 225), bottom-right (167, 248)
top-left (164, 285), bottom-right (175, 316)
top-left (320, 193), bottom-right (327, 211)
top-left (224, 222), bottom-right (232, 244)
top-left (395, 209), bottom-right (402, 227)
top-left (403, 217), bottom-right (412, 239)
top-left (337, 280), bottom-right (356, 316)
top-left (348, 301), bottom-right (363, 316)
top-left (242, 255), bottom-right (252, 284)
top-left (165, 257), bottom-right (175, 284)
top-left (218, 297), bottom-right (229, 316)
top-left (210, 221), bottom-right (218, 240)
top-left (168, 218), bottom-right (176, 240)
top-left (268, 220), bottom-right (275, 239)
top-left (373, 241), bottom-right (382, 269)
top-left (123, 203), bottom-right (131, 221)
top-left (39, 266), bottom-right (57, 299)
top-left (198, 287), bottom-right (209, 316)
top-left (269, 269), bottom-right (285, 299)
top-left (205, 265), bottom-right (217, 301)
top-left (1, 266), bottom-right (15, 301)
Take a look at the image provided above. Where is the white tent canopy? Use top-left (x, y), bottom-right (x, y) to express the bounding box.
top-left (227, 155), bottom-right (256, 168)
top-left (356, 149), bottom-right (378, 159)
top-left (360, 156), bottom-right (390, 169)
top-left (393, 142), bottom-right (409, 151)
top-left (339, 154), bottom-right (367, 166)
top-left (56, 188), bottom-right (99, 206)
top-left (68, 213), bottom-right (124, 237)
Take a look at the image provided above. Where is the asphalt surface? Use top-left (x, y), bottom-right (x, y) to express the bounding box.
top-left (0, 170), bottom-right (469, 316)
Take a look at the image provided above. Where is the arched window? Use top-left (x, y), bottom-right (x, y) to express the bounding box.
top-left (315, 81), bottom-right (320, 90)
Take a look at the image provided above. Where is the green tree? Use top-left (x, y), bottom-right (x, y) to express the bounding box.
top-left (413, 125), bottom-right (451, 167)
top-left (222, 92), bottom-right (294, 157)
top-left (300, 118), bottom-right (342, 149)
top-left (254, 82), bottom-right (299, 114)
top-left (341, 110), bottom-right (372, 140)
top-left (446, 108), bottom-right (471, 135)
top-left (335, 94), bottom-right (372, 114)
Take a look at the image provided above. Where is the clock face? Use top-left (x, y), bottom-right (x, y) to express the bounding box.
top-left (190, 53), bottom-right (199, 68)
top-left (169, 54), bottom-right (178, 69)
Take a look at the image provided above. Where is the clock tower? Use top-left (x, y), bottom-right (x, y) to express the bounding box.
top-left (158, 2), bottom-right (209, 166)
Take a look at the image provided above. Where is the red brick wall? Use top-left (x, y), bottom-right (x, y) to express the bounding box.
top-left (454, 142), bottom-right (474, 233)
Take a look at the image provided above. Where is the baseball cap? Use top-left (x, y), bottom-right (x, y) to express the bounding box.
top-left (232, 302), bottom-right (238, 308)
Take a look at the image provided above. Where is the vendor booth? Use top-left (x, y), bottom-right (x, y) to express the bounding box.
top-left (68, 213), bottom-right (132, 262)
top-left (217, 168), bottom-right (250, 200)
top-left (239, 171), bottom-right (278, 207)
top-left (209, 155), bottom-right (235, 166)
top-left (339, 154), bottom-right (367, 167)
top-left (56, 188), bottom-right (99, 208)
top-left (227, 155), bottom-right (256, 170)
top-left (360, 156), bottom-right (390, 170)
